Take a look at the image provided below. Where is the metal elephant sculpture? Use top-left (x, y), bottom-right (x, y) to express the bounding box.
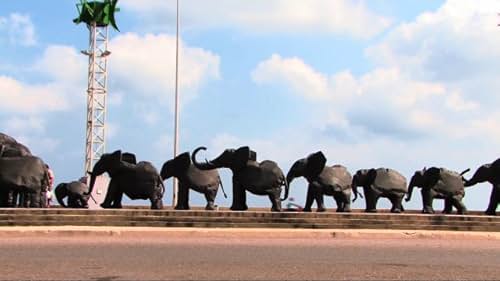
top-left (55, 181), bottom-right (90, 208)
top-left (465, 158), bottom-right (500, 216)
top-left (352, 168), bottom-right (407, 213)
top-left (0, 155), bottom-right (49, 208)
top-left (407, 167), bottom-right (470, 214)
top-left (161, 152), bottom-right (226, 210)
top-left (192, 146), bottom-right (288, 212)
top-left (87, 150), bottom-right (165, 209)
top-left (287, 151), bottom-right (352, 212)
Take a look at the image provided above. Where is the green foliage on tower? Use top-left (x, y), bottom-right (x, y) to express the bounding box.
top-left (73, 0), bottom-right (120, 31)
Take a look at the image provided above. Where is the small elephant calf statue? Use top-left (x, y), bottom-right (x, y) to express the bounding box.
top-left (161, 152), bottom-right (226, 210)
top-left (352, 168), bottom-right (407, 213)
top-left (287, 151), bottom-right (352, 212)
top-left (55, 181), bottom-right (90, 208)
top-left (407, 167), bottom-right (469, 214)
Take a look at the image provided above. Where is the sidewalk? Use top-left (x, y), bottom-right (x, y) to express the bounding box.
top-left (1, 226), bottom-right (499, 240)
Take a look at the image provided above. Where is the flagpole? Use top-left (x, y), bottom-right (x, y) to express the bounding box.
top-left (172, 0), bottom-right (180, 207)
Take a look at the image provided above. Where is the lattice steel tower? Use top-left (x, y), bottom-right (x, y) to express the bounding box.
top-left (73, 0), bottom-right (119, 173)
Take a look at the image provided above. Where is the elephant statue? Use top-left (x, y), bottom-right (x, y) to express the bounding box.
top-left (0, 155), bottom-right (49, 208)
top-left (192, 146), bottom-right (288, 212)
top-left (0, 132), bottom-right (31, 157)
top-left (464, 158), bottom-right (500, 216)
top-left (406, 167), bottom-right (469, 214)
top-left (287, 151), bottom-right (351, 212)
top-left (55, 181), bottom-right (90, 208)
top-left (161, 152), bottom-right (226, 210)
top-left (352, 168), bottom-right (407, 213)
top-left (87, 150), bottom-right (165, 209)
top-left (0, 134), bottom-right (34, 207)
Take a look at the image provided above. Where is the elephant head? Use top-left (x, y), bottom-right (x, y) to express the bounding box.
top-left (287, 151), bottom-right (327, 184)
top-left (465, 160), bottom-right (499, 186)
top-left (351, 169), bottom-right (376, 202)
top-left (87, 150), bottom-right (122, 195)
top-left (406, 167), bottom-right (438, 202)
top-left (161, 152), bottom-right (191, 180)
top-left (0, 143), bottom-right (31, 157)
top-left (192, 146), bottom-right (256, 172)
top-left (54, 183), bottom-right (69, 207)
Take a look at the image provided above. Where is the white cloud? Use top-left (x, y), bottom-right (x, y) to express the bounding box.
top-left (109, 33), bottom-right (220, 109)
top-left (0, 76), bottom-right (70, 114)
top-left (33, 45), bottom-right (86, 83)
top-left (0, 13), bottom-right (36, 46)
top-left (0, 45), bottom-right (86, 114)
top-left (3, 116), bottom-right (46, 134)
top-left (252, 54), bottom-right (329, 100)
top-left (120, 0), bottom-right (391, 39)
top-left (366, 0), bottom-right (500, 84)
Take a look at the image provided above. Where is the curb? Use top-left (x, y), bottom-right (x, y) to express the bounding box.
top-left (0, 226), bottom-right (499, 240)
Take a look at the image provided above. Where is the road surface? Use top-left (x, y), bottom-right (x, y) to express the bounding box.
top-left (0, 234), bottom-right (499, 280)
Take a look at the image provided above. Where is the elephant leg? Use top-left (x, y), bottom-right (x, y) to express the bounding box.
top-left (23, 192), bottom-right (32, 208)
top-left (101, 182), bottom-right (117, 208)
top-left (421, 188), bottom-right (435, 214)
top-left (29, 192), bottom-right (41, 208)
top-left (230, 179), bottom-right (248, 211)
top-left (451, 195), bottom-right (466, 215)
top-left (389, 194), bottom-right (403, 213)
top-left (485, 185), bottom-right (499, 216)
top-left (0, 189), bottom-right (6, 207)
top-left (111, 191), bottom-right (123, 208)
top-left (364, 187), bottom-right (377, 213)
top-left (6, 190), bottom-right (17, 208)
top-left (175, 183), bottom-right (190, 210)
top-left (302, 184), bottom-right (315, 212)
top-left (204, 187), bottom-right (217, 211)
top-left (342, 192), bottom-right (352, 213)
top-left (442, 198), bottom-right (453, 214)
top-left (333, 193), bottom-right (343, 212)
top-left (268, 187), bottom-right (282, 212)
top-left (314, 189), bottom-right (326, 212)
top-left (77, 193), bottom-right (89, 208)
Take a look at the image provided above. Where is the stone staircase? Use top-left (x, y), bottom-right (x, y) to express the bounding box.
top-left (0, 208), bottom-right (499, 232)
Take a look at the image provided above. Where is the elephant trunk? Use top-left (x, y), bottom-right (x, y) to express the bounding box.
top-left (406, 180), bottom-right (415, 202)
top-left (192, 147), bottom-right (218, 170)
top-left (86, 170), bottom-right (100, 196)
top-left (351, 176), bottom-right (359, 202)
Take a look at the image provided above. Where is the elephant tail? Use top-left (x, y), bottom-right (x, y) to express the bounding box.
top-left (280, 177), bottom-right (289, 201)
top-left (460, 168), bottom-right (471, 176)
top-left (218, 175), bottom-right (227, 199)
top-left (158, 175), bottom-right (166, 197)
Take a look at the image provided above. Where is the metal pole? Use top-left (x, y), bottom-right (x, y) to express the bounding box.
top-left (172, 0), bottom-right (180, 207)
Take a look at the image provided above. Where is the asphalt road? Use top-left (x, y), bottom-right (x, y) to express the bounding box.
top-left (0, 235), bottom-right (499, 281)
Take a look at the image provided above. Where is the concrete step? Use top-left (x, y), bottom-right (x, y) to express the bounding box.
top-left (0, 220), bottom-right (498, 232)
top-left (0, 208), bottom-right (498, 232)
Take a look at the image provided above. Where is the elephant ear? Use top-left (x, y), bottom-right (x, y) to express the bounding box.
top-left (0, 145), bottom-right (4, 156)
top-left (234, 146), bottom-right (251, 170)
top-left (111, 150), bottom-right (122, 160)
top-left (175, 152), bottom-right (191, 173)
top-left (122, 152), bottom-right (137, 165)
top-left (368, 168), bottom-right (378, 183)
top-left (424, 167), bottom-right (441, 186)
top-left (305, 151), bottom-right (327, 178)
top-left (249, 150), bottom-right (257, 161)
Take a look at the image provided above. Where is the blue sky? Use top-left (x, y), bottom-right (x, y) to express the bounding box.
top-left (1, 0), bottom-right (499, 211)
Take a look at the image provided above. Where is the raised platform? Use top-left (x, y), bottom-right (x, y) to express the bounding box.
top-left (0, 208), bottom-right (498, 232)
